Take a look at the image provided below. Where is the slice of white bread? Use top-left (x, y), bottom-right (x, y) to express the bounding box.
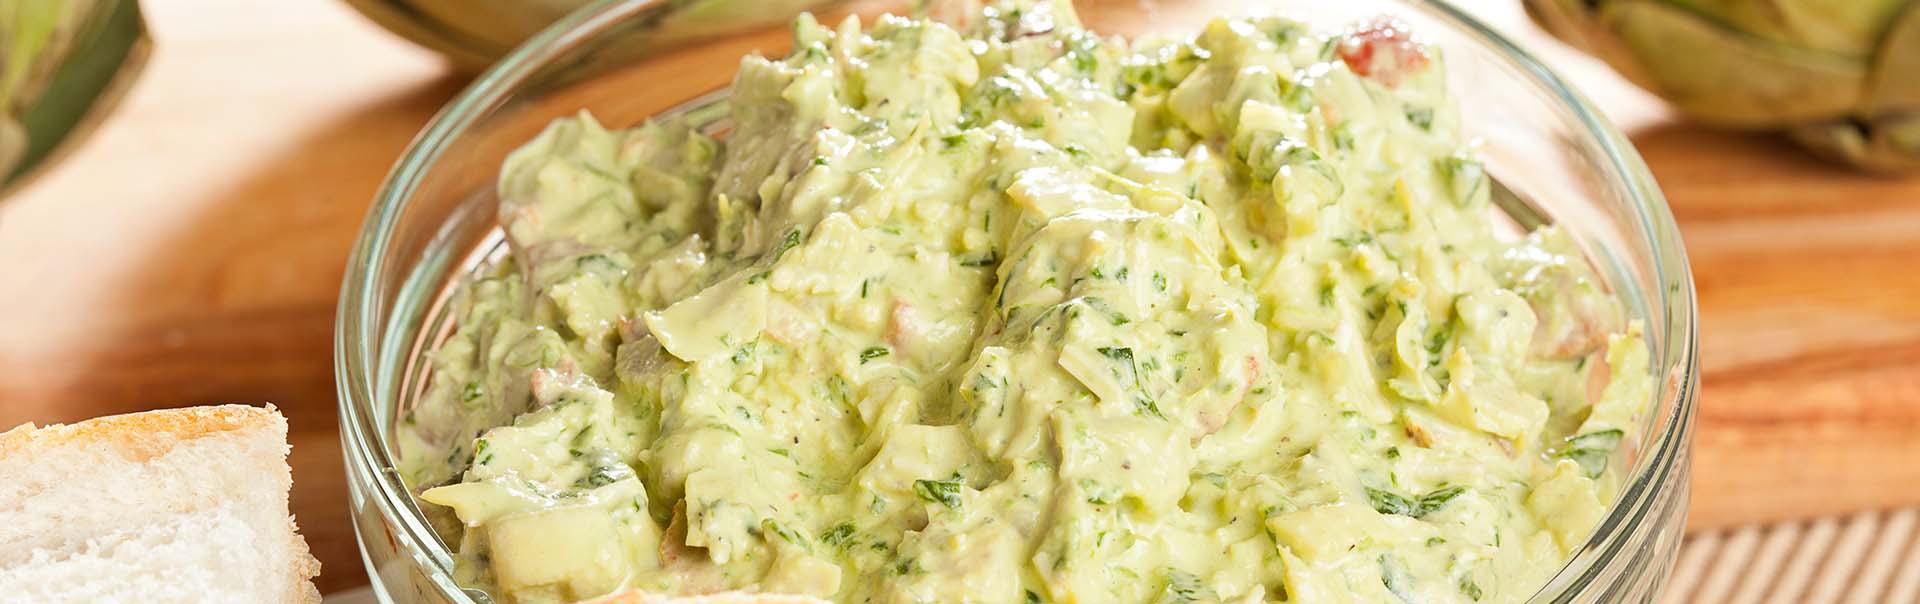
top-left (0, 404), bottom-right (320, 603)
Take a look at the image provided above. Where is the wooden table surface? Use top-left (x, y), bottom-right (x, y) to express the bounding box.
top-left (2, 0), bottom-right (1916, 595)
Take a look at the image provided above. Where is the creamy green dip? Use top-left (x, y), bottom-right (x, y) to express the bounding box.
top-left (399, 2), bottom-right (1652, 603)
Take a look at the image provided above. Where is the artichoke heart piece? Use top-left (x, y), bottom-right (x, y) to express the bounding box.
top-left (1870, 2), bottom-right (1920, 111)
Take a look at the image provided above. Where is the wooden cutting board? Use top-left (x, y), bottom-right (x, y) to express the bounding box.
top-left (1, 0), bottom-right (1916, 595)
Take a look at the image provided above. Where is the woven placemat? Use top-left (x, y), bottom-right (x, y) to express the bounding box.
top-left (1662, 508), bottom-right (1920, 603)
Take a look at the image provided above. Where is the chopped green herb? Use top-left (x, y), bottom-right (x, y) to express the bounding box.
top-left (960, 251), bottom-right (999, 267)
top-left (1368, 485), bottom-right (1467, 518)
top-left (1438, 155), bottom-right (1486, 206)
top-left (778, 229), bottom-right (804, 256)
top-left (972, 371), bottom-right (1005, 394)
top-left (1333, 231), bottom-right (1374, 248)
top-left (1097, 345), bottom-right (1164, 418)
top-left (576, 464), bottom-right (631, 489)
top-left (1281, 79), bottom-right (1315, 113)
top-left (893, 557), bottom-right (920, 575)
top-left (1332, 123), bottom-right (1356, 151)
top-left (761, 519), bottom-right (809, 550)
top-left (1416, 485), bottom-right (1467, 516)
top-left (1562, 429), bottom-right (1625, 477)
top-left (1082, 296), bottom-right (1133, 326)
top-left (913, 477), bottom-right (964, 509)
top-left (859, 346), bottom-right (891, 364)
top-left (1460, 575), bottom-right (1484, 601)
top-left (1405, 106), bottom-right (1435, 130)
top-left (826, 374), bottom-right (852, 407)
top-left (1155, 568), bottom-right (1213, 603)
top-left (821, 522), bottom-right (857, 548)
top-left (1427, 321), bottom-right (1454, 356)
top-left (1135, 396), bottom-right (1166, 419)
top-left (1066, 35), bottom-right (1101, 75)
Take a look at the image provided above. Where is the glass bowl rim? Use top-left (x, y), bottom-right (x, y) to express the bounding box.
top-left (336, 0), bottom-right (1701, 600)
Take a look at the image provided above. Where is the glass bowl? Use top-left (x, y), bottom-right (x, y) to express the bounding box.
top-left (336, 0), bottom-right (1700, 602)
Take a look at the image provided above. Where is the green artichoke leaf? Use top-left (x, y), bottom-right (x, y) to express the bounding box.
top-left (1, 0), bottom-right (74, 115)
top-left (1666, 0), bottom-right (1908, 58)
top-left (1869, 1), bottom-right (1920, 111)
top-left (1606, 0), bottom-right (1866, 126)
top-left (1524, 0), bottom-right (1607, 51)
top-left (1789, 115), bottom-right (1920, 173)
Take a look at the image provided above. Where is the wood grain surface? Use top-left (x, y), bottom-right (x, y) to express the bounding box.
top-left (0, 0), bottom-right (1915, 595)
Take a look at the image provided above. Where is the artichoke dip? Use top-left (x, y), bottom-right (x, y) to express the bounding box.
top-left (399, 2), bottom-right (1652, 603)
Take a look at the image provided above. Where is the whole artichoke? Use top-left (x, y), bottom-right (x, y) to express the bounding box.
top-left (1525, 0), bottom-right (1920, 172)
top-left (0, 0), bottom-right (146, 199)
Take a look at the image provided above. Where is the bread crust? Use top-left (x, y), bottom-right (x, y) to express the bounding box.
top-left (0, 404), bottom-right (281, 462)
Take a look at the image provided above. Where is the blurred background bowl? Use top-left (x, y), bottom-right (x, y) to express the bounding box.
top-left (344, 0), bottom-right (855, 72)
